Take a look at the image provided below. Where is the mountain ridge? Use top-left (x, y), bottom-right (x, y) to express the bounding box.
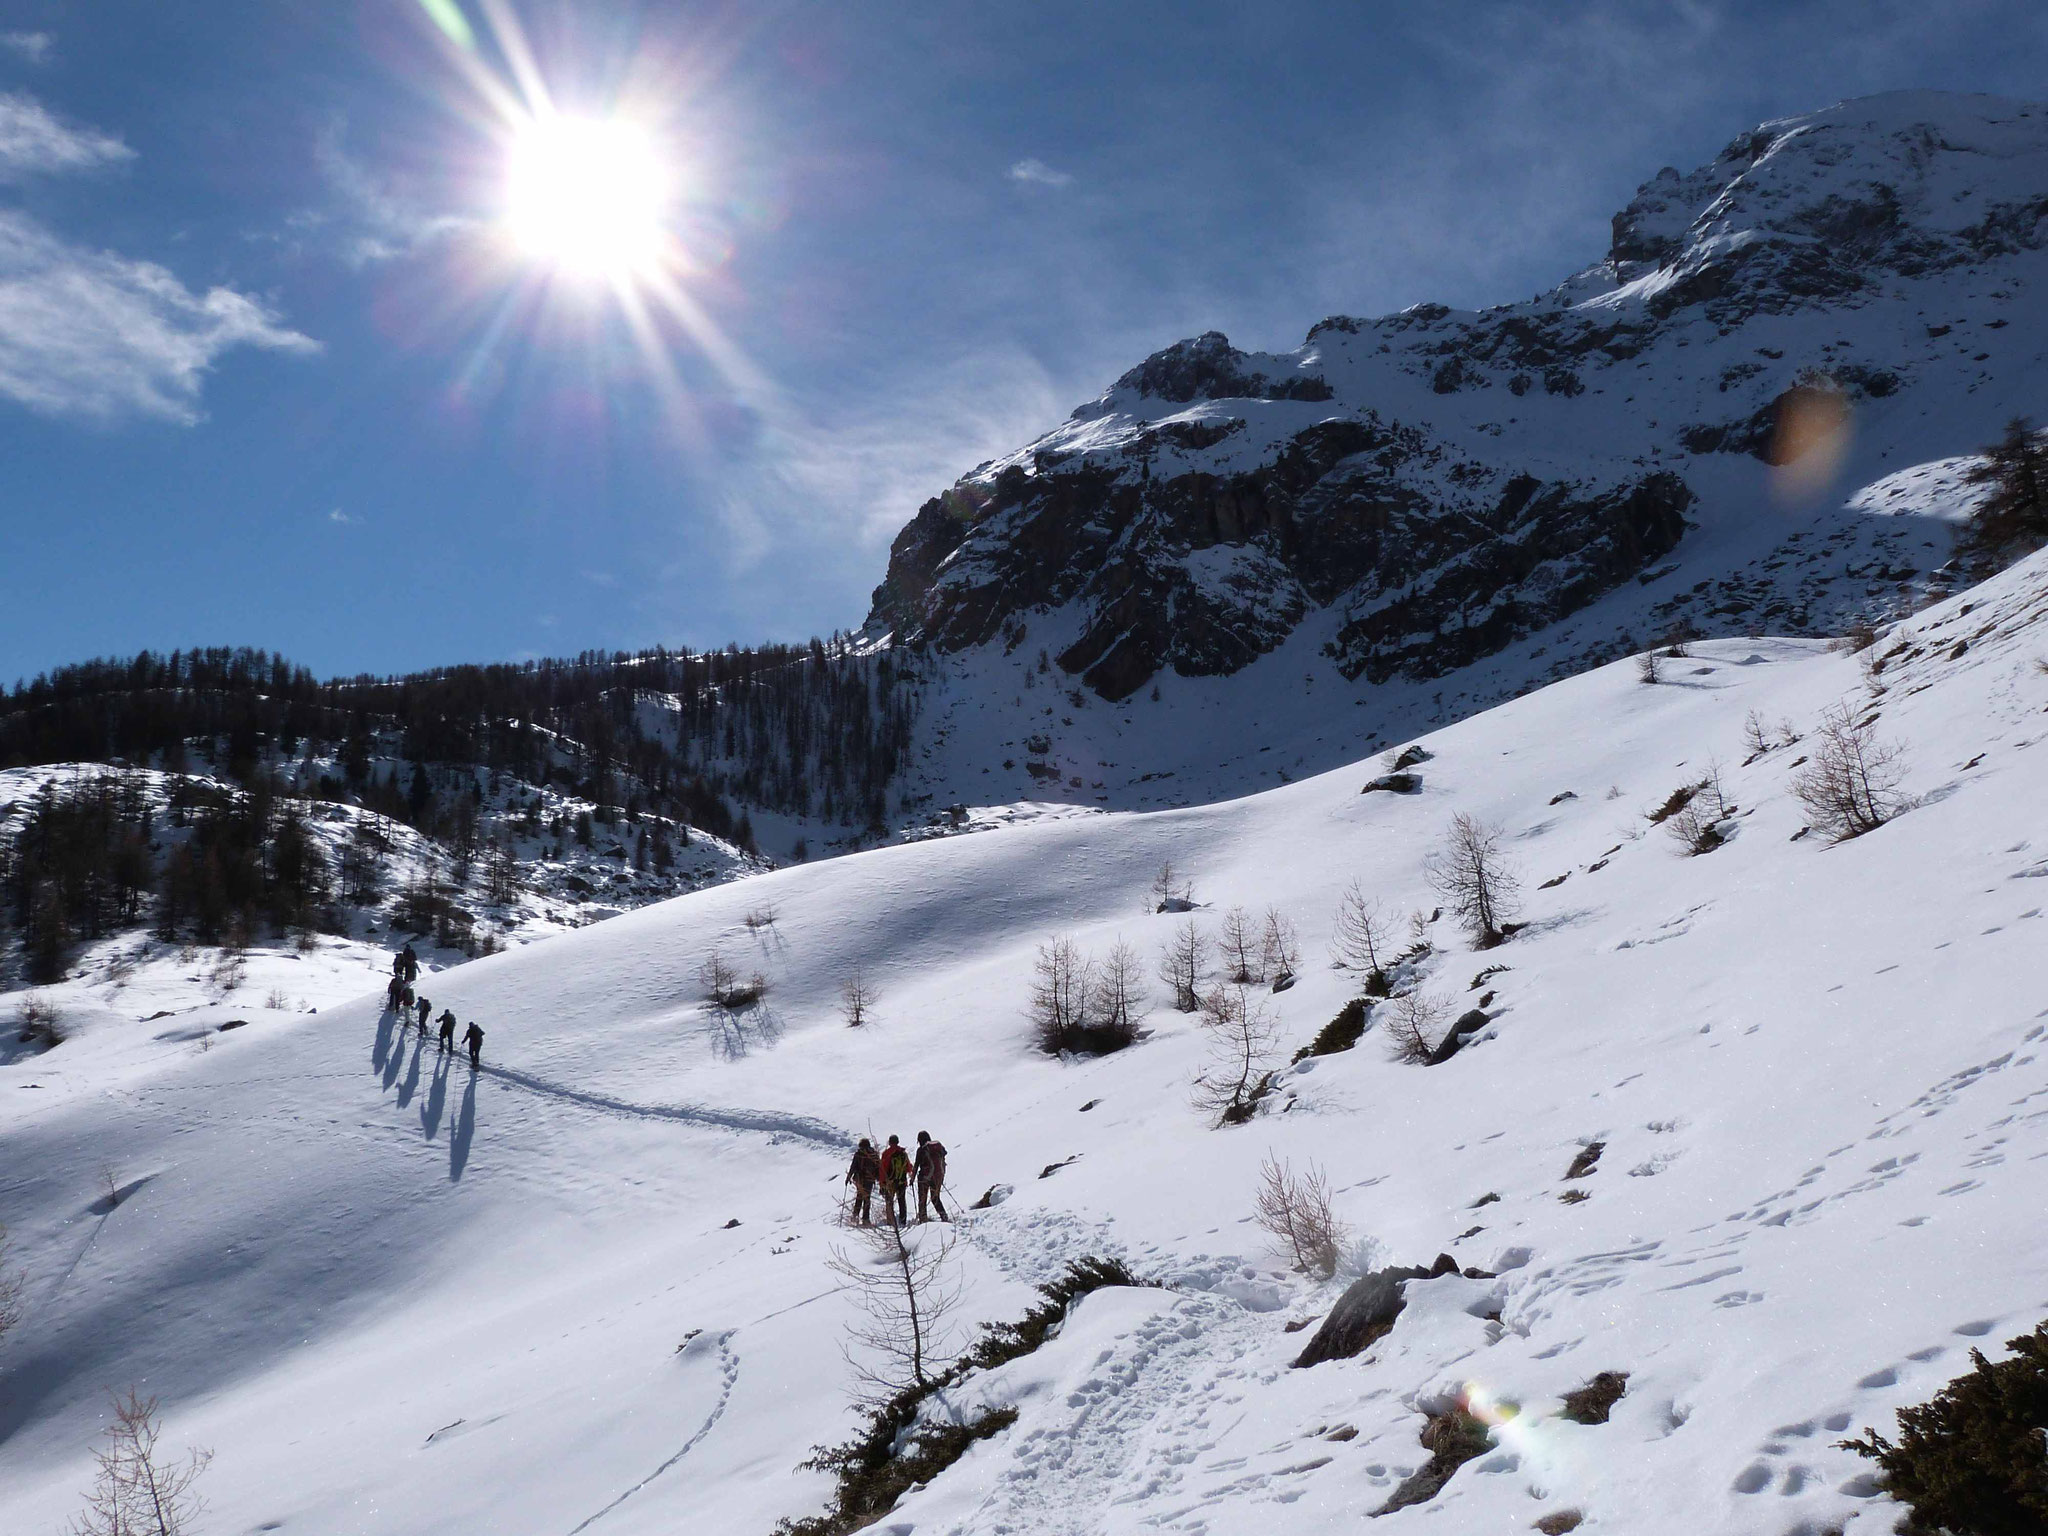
top-left (867, 91), bottom-right (2048, 712)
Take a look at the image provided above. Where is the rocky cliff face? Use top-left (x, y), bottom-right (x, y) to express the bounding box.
top-left (868, 92), bottom-right (2048, 704)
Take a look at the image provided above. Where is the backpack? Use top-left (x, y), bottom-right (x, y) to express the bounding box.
top-left (882, 1146), bottom-right (910, 1185)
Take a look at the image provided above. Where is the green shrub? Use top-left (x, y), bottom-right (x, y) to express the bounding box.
top-left (1293, 998), bottom-right (1370, 1063)
top-left (1842, 1321), bottom-right (2048, 1535)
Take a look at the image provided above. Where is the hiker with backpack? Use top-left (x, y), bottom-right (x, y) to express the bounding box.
top-left (400, 943), bottom-right (420, 984)
top-left (914, 1131), bottom-right (950, 1223)
top-left (878, 1135), bottom-right (912, 1227)
top-left (415, 994), bottom-right (432, 1033)
top-left (463, 1020), bottom-right (484, 1067)
top-left (845, 1138), bottom-right (881, 1226)
top-left (437, 1009), bottom-right (457, 1053)
top-left (386, 975), bottom-right (405, 1011)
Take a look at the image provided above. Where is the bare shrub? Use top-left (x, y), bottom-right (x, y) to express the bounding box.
top-left (1254, 1155), bottom-right (1347, 1279)
top-left (1330, 880), bottom-right (1392, 994)
top-left (1086, 939), bottom-right (1149, 1047)
top-left (699, 951), bottom-right (767, 1008)
top-left (827, 1224), bottom-right (960, 1404)
top-left (1029, 936), bottom-right (1130, 1055)
top-left (744, 901), bottom-right (780, 931)
top-left (1424, 814), bottom-right (1522, 948)
top-left (70, 1389), bottom-right (212, 1536)
top-left (1259, 907), bottom-right (1301, 984)
top-left (1149, 861), bottom-right (1193, 912)
top-left (1384, 989), bottom-right (1451, 1065)
top-left (1742, 709), bottom-right (1773, 760)
top-left (1792, 703), bottom-right (1907, 841)
top-left (1635, 651), bottom-right (1659, 685)
top-left (1158, 918), bottom-right (1208, 1013)
top-left (840, 967), bottom-right (875, 1028)
top-left (1665, 763), bottom-right (1731, 856)
top-left (1218, 905), bottom-right (1260, 983)
top-left (16, 991), bottom-right (64, 1050)
top-left (1192, 983), bottom-right (1280, 1126)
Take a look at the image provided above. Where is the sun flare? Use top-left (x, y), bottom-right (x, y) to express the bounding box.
top-left (504, 115), bottom-right (671, 280)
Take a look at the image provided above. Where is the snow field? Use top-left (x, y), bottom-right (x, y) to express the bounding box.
top-left (5, 544), bottom-right (2048, 1534)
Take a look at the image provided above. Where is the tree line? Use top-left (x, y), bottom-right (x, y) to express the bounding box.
top-left (1, 636), bottom-right (923, 840)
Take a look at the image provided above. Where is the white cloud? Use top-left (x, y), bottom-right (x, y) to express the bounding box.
top-left (0, 91), bottom-right (129, 179)
top-left (0, 208), bottom-right (318, 423)
top-left (305, 123), bottom-right (468, 267)
top-left (0, 32), bottom-right (53, 66)
top-left (328, 508), bottom-right (357, 525)
top-left (1007, 157), bottom-right (1073, 189)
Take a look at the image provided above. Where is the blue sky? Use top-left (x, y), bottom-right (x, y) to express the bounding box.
top-left (3, 0), bottom-right (2046, 682)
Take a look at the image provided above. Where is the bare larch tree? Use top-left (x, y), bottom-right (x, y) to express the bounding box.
top-left (1330, 879), bottom-right (1393, 994)
top-left (1792, 703), bottom-right (1907, 840)
top-left (1158, 918), bottom-right (1208, 1013)
top-left (1424, 813), bottom-right (1522, 948)
top-left (840, 966), bottom-right (875, 1027)
top-left (827, 1223), bottom-right (961, 1405)
top-left (1192, 982), bottom-right (1280, 1126)
top-left (1254, 1155), bottom-right (1348, 1279)
top-left (69, 1390), bottom-right (212, 1536)
top-left (1087, 938), bottom-right (1150, 1048)
top-left (1028, 935), bottom-right (1095, 1054)
top-left (1218, 905), bottom-right (1260, 984)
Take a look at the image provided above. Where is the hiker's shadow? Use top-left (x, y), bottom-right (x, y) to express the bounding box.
top-left (372, 1005), bottom-right (398, 1073)
top-left (396, 1035), bottom-right (424, 1108)
top-left (450, 1067), bottom-right (478, 1182)
top-left (421, 1051), bottom-right (450, 1140)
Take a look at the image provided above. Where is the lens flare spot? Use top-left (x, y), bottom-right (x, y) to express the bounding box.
top-left (1769, 381), bottom-right (1853, 504)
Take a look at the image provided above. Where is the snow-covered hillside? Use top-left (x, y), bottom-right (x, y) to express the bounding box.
top-left (875, 91), bottom-right (2048, 818)
top-left (4, 481), bottom-right (2045, 1532)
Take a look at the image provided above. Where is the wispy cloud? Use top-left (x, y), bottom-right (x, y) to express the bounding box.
top-left (0, 32), bottom-right (53, 66)
top-left (302, 122), bottom-right (468, 267)
top-left (328, 508), bottom-right (358, 525)
top-left (0, 209), bottom-right (318, 423)
top-left (1007, 157), bottom-right (1073, 189)
top-left (0, 91), bottom-right (131, 179)
top-left (713, 344), bottom-right (1068, 581)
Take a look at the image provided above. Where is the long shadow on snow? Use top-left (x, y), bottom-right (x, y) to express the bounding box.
top-left (420, 1051), bottom-right (450, 1140)
top-left (395, 1035), bottom-right (424, 1109)
top-left (451, 1068), bottom-right (477, 1182)
top-left (371, 1002), bottom-right (398, 1073)
top-left (475, 1062), bottom-right (849, 1148)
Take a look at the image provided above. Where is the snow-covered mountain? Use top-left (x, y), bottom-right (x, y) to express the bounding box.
top-left (4, 459), bottom-right (2045, 1534)
top-left (876, 91), bottom-right (2048, 814)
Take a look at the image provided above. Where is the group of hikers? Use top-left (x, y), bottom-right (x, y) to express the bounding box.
top-left (385, 943), bottom-right (485, 1065)
top-left (844, 1131), bottom-right (950, 1226)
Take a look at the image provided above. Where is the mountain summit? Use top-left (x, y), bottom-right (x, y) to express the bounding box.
top-left (868, 92), bottom-right (2048, 709)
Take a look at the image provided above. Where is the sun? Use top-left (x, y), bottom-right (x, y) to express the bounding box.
top-left (503, 114), bottom-right (671, 281)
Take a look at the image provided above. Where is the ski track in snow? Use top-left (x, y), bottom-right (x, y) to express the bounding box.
top-left (564, 1331), bottom-right (740, 1535)
top-left (475, 1061), bottom-right (852, 1149)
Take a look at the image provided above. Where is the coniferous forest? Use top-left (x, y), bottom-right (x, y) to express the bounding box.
top-left (0, 639), bottom-right (922, 983)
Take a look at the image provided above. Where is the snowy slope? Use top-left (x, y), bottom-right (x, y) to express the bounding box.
top-left (4, 523), bottom-right (2048, 1534)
